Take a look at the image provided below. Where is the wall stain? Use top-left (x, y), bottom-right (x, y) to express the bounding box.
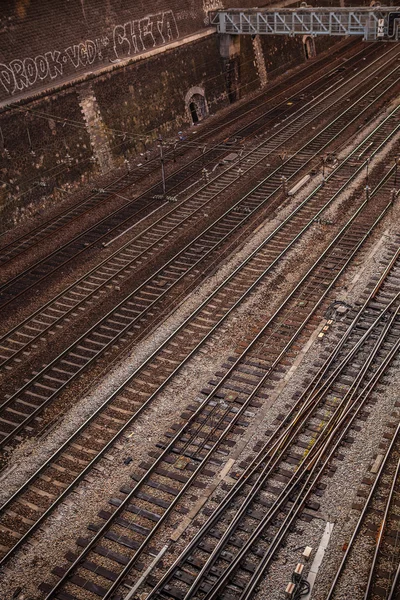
top-left (15, 0), bottom-right (31, 19)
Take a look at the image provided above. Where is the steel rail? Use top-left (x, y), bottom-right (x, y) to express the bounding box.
top-left (0, 130), bottom-right (387, 565)
top-left (204, 315), bottom-right (400, 600)
top-left (363, 456), bottom-right (400, 600)
top-left (326, 422), bottom-right (400, 600)
top-left (149, 323), bottom-right (400, 599)
top-left (0, 38), bottom-right (361, 260)
top-left (388, 562), bottom-right (400, 600)
top-left (0, 122), bottom-right (387, 498)
top-left (61, 162), bottom-right (398, 600)
top-left (2, 87), bottom-right (399, 377)
top-left (142, 212), bottom-right (400, 600)
top-left (172, 269), bottom-right (400, 472)
top-left (1, 97), bottom-right (398, 450)
top-left (157, 249), bottom-right (400, 589)
top-left (0, 44), bottom-right (398, 312)
top-left (0, 88), bottom-right (398, 577)
top-left (281, 244), bottom-right (400, 419)
top-left (1, 54), bottom-right (399, 385)
top-left (179, 291), bottom-right (400, 600)
top-left (175, 302), bottom-right (400, 600)
top-left (0, 39), bottom-right (366, 261)
top-left (147, 248), bottom-right (400, 598)
top-left (41, 195), bottom-right (387, 600)
top-left (88, 126), bottom-right (400, 426)
top-left (1, 58), bottom-right (397, 326)
top-left (290, 278), bottom-right (400, 416)
top-left (240, 341), bottom-right (400, 600)
top-left (133, 332), bottom-right (400, 600)
top-left (0, 110), bottom-right (398, 566)
top-left (0, 43), bottom-right (373, 272)
top-left (276, 285), bottom-right (400, 436)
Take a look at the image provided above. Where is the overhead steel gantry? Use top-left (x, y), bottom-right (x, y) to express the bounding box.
top-left (211, 7), bottom-right (400, 41)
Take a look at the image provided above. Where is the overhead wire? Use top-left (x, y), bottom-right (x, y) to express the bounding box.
top-left (2, 50), bottom-right (268, 151)
top-left (2, 70), bottom-right (267, 200)
top-left (4, 134), bottom-right (137, 204)
top-left (0, 36), bottom-right (314, 202)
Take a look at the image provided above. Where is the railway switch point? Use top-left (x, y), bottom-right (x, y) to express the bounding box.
top-left (1, 12), bottom-right (400, 600)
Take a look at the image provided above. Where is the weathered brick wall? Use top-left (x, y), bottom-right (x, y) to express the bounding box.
top-left (0, 0), bottom-right (218, 103)
top-left (93, 35), bottom-right (240, 157)
top-left (260, 36), bottom-right (305, 80)
top-left (0, 87), bottom-right (95, 225)
top-left (0, 0), bottom-right (363, 105)
top-left (0, 32), bottom-right (247, 226)
top-left (0, 0), bottom-right (342, 229)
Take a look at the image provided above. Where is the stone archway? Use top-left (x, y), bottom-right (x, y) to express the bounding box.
top-left (185, 86), bottom-right (209, 125)
top-left (303, 35), bottom-right (316, 60)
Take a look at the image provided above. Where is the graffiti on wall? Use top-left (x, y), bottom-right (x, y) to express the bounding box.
top-left (203, 0), bottom-right (223, 10)
top-left (0, 10), bottom-right (179, 97)
top-left (203, 0), bottom-right (223, 24)
top-left (113, 11), bottom-right (179, 59)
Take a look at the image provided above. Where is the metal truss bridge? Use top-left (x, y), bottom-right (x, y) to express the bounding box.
top-left (212, 7), bottom-right (400, 41)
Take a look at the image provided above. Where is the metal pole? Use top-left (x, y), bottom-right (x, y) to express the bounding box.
top-left (239, 149), bottom-right (244, 171)
top-left (238, 150), bottom-right (244, 178)
top-left (391, 157), bottom-right (398, 204)
top-left (124, 151), bottom-right (130, 172)
top-left (26, 125), bottom-right (35, 155)
top-left (159, 135), bottom-right (166, 198)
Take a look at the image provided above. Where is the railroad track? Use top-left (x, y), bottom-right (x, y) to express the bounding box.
top-left (326, 419), bottom-right (400, 599)
top-left (142, 249), bottom-right (400, 600)
top-left (0, 82), bottom-right (399, 458)
top-left (1, 70), bottom-right (400, 457)
top-left (0, 149), bottom-right (396, 596)
top-left (0, 48), bottom-right (399, 386)
top-left (38, 174), bottom-right (399, 600)
top-left (2, 63), bottom-right (399, 377)
top-left (0, 43), bottom-right (397, 312)
top-left (0, 38), bottom-right (363, 268)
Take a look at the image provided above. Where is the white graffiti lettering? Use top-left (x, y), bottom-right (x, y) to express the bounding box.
top-left (65, 40), bottom-right (96, 68)
top-left (24, 57), bottom-right (37, 85)
top-left (203, 0), bottom-right (223, 24)
top-left (203, 0), bottom-right (223, 11)
top-left (45, 50), bottom-right (64, 79)
top-left (86, 40), bottom-right (97, 64)
top-left (113, 22), bottom-right (132, 57)
top-left (113, 11), bottom-right (179, 59)
top-left (139, 17), bottom-right (155, 48)
top-left (0, 64), bottom-right (15, 95)
top-left (0, 10), bottom-right (179, 97)
top-left (36, 55), bottom-right (49, 80)
top-left (10, 59), bottom-right (29, 91)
